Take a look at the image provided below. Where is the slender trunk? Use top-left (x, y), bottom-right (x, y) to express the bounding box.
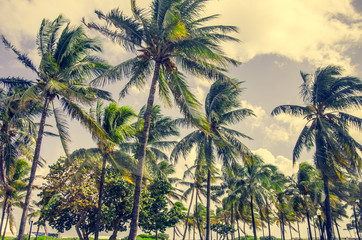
top-left (250, 195), bottom-right (257, 240)
top-left (18, 96), bottom-right (51, 240)
top-left (128, 61), bottom-right (161, 240)
top-left (155, 230), bottom-right (158, 240)
top-left (182, 186), bottom-right (195, 240)
top-left (206, 165), bottom-right (211, 240)
top-left (35, 224), bottom-right (40, 240)
top-left (262, 221), bottom-right (265, 240)
top-left (231, 204), bottom-right (234, 240)
top-left (354, 205), bottom-right (361, 240)
top-left (313, 220), bottom-right (317, 240)
top-left (28, 221), bottom-right (33, 240)
top-left (173, 227), bottom-right (175, 240)
top-left (195, 195), bottom-right (203, 240)
top-left (95, 155), bottom-right (108, 240)
top-left (1, 207), bottom-right (9, 240)
top-left (318, 215), bottom-right (324, 240)
top-left (0, 195), bottom-right (8, 236)
top-left (75, 213), bottom-right (86, 240)
top-left (236, 220), bottom-right (240, 240)
top-left (243, 221), bottom-right (246, 240)
top-left (297, 221), bottom-right (301, 240)
top-left (288, 222), bottom-right (292, 240)
top-left (306, 212), bottom-right (313, 240)
top-left (334, 219), bottom-right (341, 240)
top-left (322, 174), bottom-right (333, 240)
top-left (281, 213), bottom-right (285, 240)
top-left (192, 222), bottom-right (195, 240)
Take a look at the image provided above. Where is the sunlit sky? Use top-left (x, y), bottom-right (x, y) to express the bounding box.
top-left (0, 0), bottom-right (362, 238)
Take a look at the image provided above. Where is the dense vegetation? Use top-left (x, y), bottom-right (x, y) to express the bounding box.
top-left (0, 0), bottom-right (361, 240)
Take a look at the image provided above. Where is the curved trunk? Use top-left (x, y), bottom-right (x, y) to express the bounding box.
top-left (206, 161), bottom-right (211, 240)
top-left (35, 224), bottom-right (40, 240)
top-left (128, 61), bottom-right (161, 240)
top-left (354, 205), bottom-right (361, 240)
top-left (17, 95), bottom-right (51, 240)
top-left (95, 154), bottom-right (108, 240)
top-left (250, 195), bottom-right (257, 240)
top-left (288, 222), bottom-right (292, 240)
top-left (182, 186), bottom-right (195, 240)
top-left (334, 219), bottom-right (341, 240)
top-left (109, 217), bottom-right (121, 240)
top-left (306, 211), bottom-right (313, 240)
top-left (28, 221), bottom-right (33, 240)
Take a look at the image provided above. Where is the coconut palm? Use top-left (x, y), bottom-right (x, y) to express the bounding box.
top-left (271, 65), bottom-right (362, 239)
top-left (172, 79), bottom-right (253, 239)
top-left (89, 101), bottom-right (136, 240)
top-left (1, 15), bottom-right (112, 239)
top-left (234, 156), bottom-right (276, 240)
top-left (84, 0), bottom-right (240, 237)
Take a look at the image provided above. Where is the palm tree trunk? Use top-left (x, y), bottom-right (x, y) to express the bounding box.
top-left (35, 224), bottom-right (40, 240)
top-left (250, 195), bottom-right (257, 240)
top-left (322, 174), bottom-right (333, 240)
top-left (18, 95), bottom-right (51, 240)
top-left (0, 195), bottom-right (8, 236)
top-left (236, 220), bottom-right (241, 240)
top-left (306, 212), bottom-right (313, 240)
top-left (334, 219), bottom-right (341, 240)
top-left (182, 186), bottom-right (195, 240)
top-left (206, 167), bottom-right (211, 240)
top-left (231, 204), bottom-right (234, 240)
top-left (195, 195), bottom-right (203, 240)
top-left (155, 230), bottom-right (158, 240)
top-left (109, 217), bottom-right (121, 240)
top-left (281, 213), bottom-right (285, 240)
top-left (262, 221), bottom-right (265, 240)
top-left (288, 222), bottom-right (292, 240)
top-left (1, 207), bottom-right (9, 240)
top-left (128, 61), bottom-right (161, 240)
top-left (297, 221), bottom-right (301, 240)
top-left (95, 154), bottom-right (108, 240)
top-left (28, 220), bottom-right (33, 240)
top-left (353, 205), bottom-right (361, 240)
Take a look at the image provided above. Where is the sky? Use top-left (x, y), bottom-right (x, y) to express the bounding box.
top-left (0, 0), bottom-right (362, 238)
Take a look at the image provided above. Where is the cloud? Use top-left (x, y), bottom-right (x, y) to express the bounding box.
top-left (207, 0), bottom-right (362, 72)
top-left (253, 148), bottom-right (313, 176)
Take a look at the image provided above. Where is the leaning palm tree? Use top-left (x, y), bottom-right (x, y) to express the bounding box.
top-left (89, 101), bottom-right (136, 240)
top-left (172, 79), bottom-right (254, 239)
top-left (84, 0), bottom-right (240, 238)
top-left (271, 65), bottom-right (362, 239)
top-left (1, 15), bottom-right (112, 240)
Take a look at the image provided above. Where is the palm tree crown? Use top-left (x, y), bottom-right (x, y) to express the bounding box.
top-left (271, 65), bottom-right (362, 239)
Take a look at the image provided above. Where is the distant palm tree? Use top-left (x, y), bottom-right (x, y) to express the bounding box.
top-left (84, 0), bottom-right (240, 238)
top-left (172, 79), bottom-right (254, 239)
top-left (234, 156), bottom-right (276, 240)
top-left (272, 65), bottom-right (362, 239)
top-left (1, 15), bottom-right (112, 240)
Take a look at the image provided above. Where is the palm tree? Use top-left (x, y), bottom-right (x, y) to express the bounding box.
top-left (271, 65), bottom-right (362, 239)
top-left (0, 158), bottom-right (30, 238)
top-left (172, 79), bottom-right (254, 239)
top-left (234, 155), bottom-right (276, 240)
top-left (1, 15), bottom-right (112, 240)
top-left (84, 0), bottom-right (240, 238)
top-left (89, 101), bottom-right (136, 240)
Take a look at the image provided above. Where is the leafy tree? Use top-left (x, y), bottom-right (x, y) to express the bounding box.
top-left (84, 0), bottom-right (240, 238)
top-left (172, 79), bottom-right (254, 239)
top-left (1, 15), bottom-right (112, 240)
top-left (139, 178), bottom-right (186, 240)
top-left (271, 65), bottom-right (362, 239)
top-left (40, 157), bottom-right (99, 240)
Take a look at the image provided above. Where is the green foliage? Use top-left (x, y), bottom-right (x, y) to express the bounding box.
top-left (259, 236), bottom-right (278, 240)
top-left (139, 178), bottom-right (186, 235)
top-left (211, 222), bottom-right (235, 237)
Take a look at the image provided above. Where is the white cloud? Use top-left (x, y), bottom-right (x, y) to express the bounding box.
top-left (207, 0), bottom-right (362, 72)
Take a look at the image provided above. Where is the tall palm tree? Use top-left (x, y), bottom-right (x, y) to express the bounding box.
top-left (89, 101), bottom-right (136, 240)
top-left (84, 0), bottom-right (240, 238)
top-left (1, 15), bottom-right (112, 240)
top-left (271, 65), bottom-right (362, 239)
top-left (172, 79), bottom-right (254, 239)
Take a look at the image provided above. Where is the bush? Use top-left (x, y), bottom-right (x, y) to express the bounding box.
top-left (259, 236), bottom-right (278, 240)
